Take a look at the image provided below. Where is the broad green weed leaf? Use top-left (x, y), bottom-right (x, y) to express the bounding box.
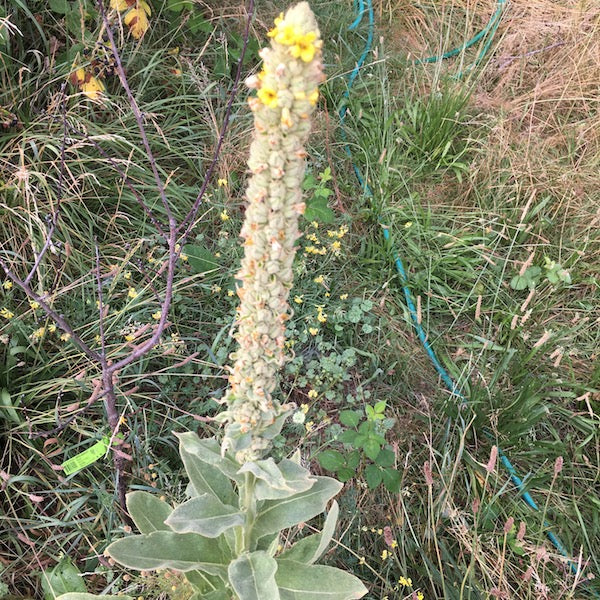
top-left (41, 558), bottom-right (86, 598)
top-left (275, 559), bottom-right (367, 599)
top-left (126, 491), bottom-right (172, 534)
top-left (303, 198), bottom-right (334, 224)
top-left (165, 494), bottom-right (244, 537)
top-left (339, 410), bottom-right (360, 428)
top-left (107, 531), bottom-right (229, 575)
top-left (239, 458), bottom-right (316, 500)
top-left (228, 551), bottom-right (280, 600)
top-left (183, 244), bottom-right (220, 275)
top-left (317, 450), bottom-right (345, 472)
top-left (252, 476), bottom-right (342, 540)
top-left (365, 464), bottom-right (382, 489)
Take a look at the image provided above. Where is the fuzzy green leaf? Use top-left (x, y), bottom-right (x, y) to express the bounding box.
top-left (279, 501), bottom-right (339, 564)
top-left (253, 476), bottom-right (342, 540)
top-left (107, 531), bottom-right (229, 575)
top-left (275, 559), bottom-right (367, 599)
top-left (239, 458), bottom-right (316, 500)
top-left (184, 244), bottom-right (220, 275)
top-left (228, 552), bottom-right (280, 600)
top-left (126, 491), bottom-right (172, 534)
top-left (165, 494), bottom-right (244, 537)
top-left (177, 432), bottom-right (242, 498)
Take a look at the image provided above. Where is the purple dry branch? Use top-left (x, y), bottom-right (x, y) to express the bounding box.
top-left (0, 0), bottom-right (255, 524)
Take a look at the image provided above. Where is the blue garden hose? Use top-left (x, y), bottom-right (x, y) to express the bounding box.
top-left (338, 0), bottom-right (597, 589)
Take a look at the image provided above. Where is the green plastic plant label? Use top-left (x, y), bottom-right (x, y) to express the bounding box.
top-left (61, 436), bottom-right (110, 475)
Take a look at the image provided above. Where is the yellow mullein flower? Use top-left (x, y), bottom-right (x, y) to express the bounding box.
top-left (308, 88), bottom-right (319, 105)
top-left (290, 31), bottom-right (317, 62)
top-left (1, 307), bottom-right (14, 319)
top-left (257, 87), bottom-right (278, 108)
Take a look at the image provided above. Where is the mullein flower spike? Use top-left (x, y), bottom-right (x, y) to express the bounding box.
top-left (219, 3), bottom-right (324, 461)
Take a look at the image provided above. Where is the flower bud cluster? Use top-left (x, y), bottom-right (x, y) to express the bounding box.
top-left (220, 3), bottom-right (324, 461)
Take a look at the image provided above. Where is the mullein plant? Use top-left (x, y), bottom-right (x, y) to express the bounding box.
top-left (57, 4), bottom-right (367, 599)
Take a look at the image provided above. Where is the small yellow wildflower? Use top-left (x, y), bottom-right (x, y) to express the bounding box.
top-left (118, 415), bottom-right (128, 426)
top-left (380, 549), bottom-right (390, 560)
top-left (308, 88), bottom-right (319, 105)
top-left (211, 285), bottom-right (222, 294)
top-left (2, 281), bottom-right (12, 290)
top-left (404, 221), bottom-right (413, 229)
top-left (307, 389), bottom-right (318, 399)
top-left (31, 327), bottom-right (46, 341)
top-left (308, 327), bottom-right (319, 336)
top-left (128, 288), bottom-right (138, 299)
top-left (152, 311), bottom-right (161, 320)
top-left (125, 333), bottom-right (136, 342)
top-left (358, 557), bottom-right (366, 565)
top-left (257, 87), bottom-right (279, 108)
top-left (60, 333), bottom-right (71, 342)
top-left (1, 307), bottom-right (14, 319)
top-left (227, 290), bottom-right (235, 297)
top-left (417, 592), bottom-right (424, 600)
top-left (123, 271), bottom-right (131, 280)
top-left (305, 233), bottom-right (319, 243)
top-left (220, 210), bottom-right (230, 221)
top-left (311, 221), bottom-right (319, 228)
top-left (217, 178), bottom-right (228, 187)
top-left (290, 31), bottom-right (317, 62)
top-left (301, 403), bottom-right (309, 413)
top-left (29, 301), bottom-right (40, 310)
top-left (340, 293), bottom-right (348, 300)
top-left (48, 324), bottom-right (57, 333)
top-left (316, 306), bottom-right (327, 323)
top-left (313, 275), bottom-right (325, 284)
top-left (305, 421), bottom-right (314, 432)
top-left (180, 253), bottom-right (188, 262)
top-left (330, 240), bottom-right (341, 254)
top-left (294, 295), bottom-right (304, 304)
top-left (398, 576), bottom-right (413, 587)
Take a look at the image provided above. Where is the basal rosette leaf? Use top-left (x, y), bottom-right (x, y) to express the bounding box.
top-left (275, 559), bottom-right (368, 599)
top-left (106, 530), bottom-right (230, 576)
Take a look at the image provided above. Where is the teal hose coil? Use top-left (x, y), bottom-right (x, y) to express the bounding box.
top-left (338, 0), bottom-right (598, 591)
